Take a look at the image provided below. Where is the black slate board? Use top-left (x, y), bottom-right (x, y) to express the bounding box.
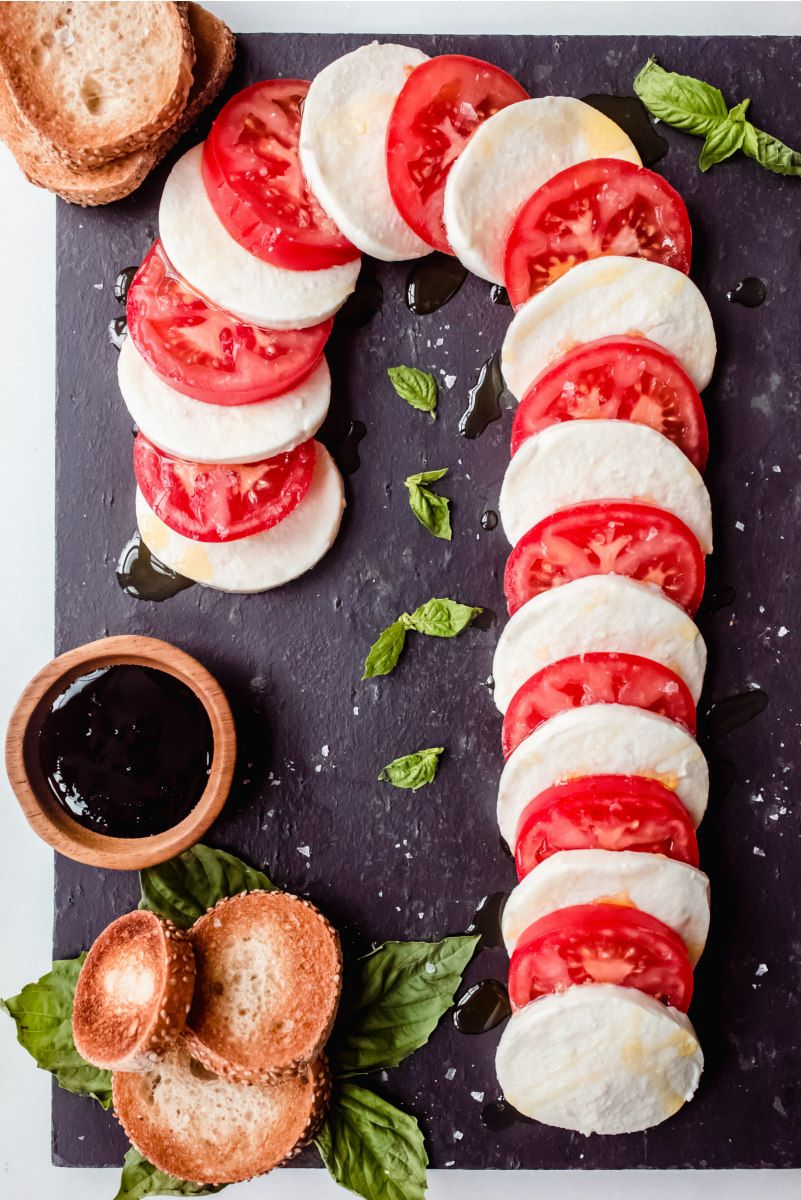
top-left (52, 33), bottom-right (801, 1171)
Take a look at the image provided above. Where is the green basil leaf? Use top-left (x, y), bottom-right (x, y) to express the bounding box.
top-left (633, 57), bottom-right (727, 135)
top-left (139, 844), bottom-right (274, 929)
top-left (699, 111), bottom-right (747, 171)
top-left (315, 1083), bottom-right (428, 1200)
top-left (404, 597), bottom-right (482, 638)
top-left (742, 122), bottom-right (801, 176)
top-left (331, 936), bottom-right (479, 1075)
top-left (113, 1149), bottom-right (225, 1199)
top-left (387, 367), bottom-right (438, 417)
top-left (404, 471), bottom-right (452, 541)
top-left (378, 747), bottom-right (444, 791)
top-left (362, 619), bottom-right (408, 680)
top-left (404, 469), bottom-right (448, 486)
top-left (1, 954), bottom-right (112, 1108)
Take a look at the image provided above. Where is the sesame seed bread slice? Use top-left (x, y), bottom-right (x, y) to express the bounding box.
top-left (114, 1043), bottom-right (331, 1185)
top-left (185, 891), bottom-right (342, 1084)
top-left (72, 910), bottom-right (196, 1072)
top-left (0, 2), bottom-right (195, 168)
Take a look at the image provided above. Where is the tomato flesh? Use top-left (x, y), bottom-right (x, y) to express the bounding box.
top-left (508, 902), bottom-right (694, 1011)
top-left (203, 79), bottom-right (358, 270)
top-left (502, 652), bottom-right (696, 759)
top-left (386, 54), bottom-right (528, 253)
top-left (504, 158), bottom-right (691, 306)
top-left (127, 242), bottom-right (332, 406)
top-left (134, 434), bottom-right (316, 543)
top-left (510, 336), bottom-right (708, 470)
top-left (514, 775), bottom-right (699, 878)
top-left (504, 501), bottom-right (706, 616)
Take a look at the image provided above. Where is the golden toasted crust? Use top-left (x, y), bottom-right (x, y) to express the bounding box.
top-left (186, 890), bottom-right (343, 1085)
top-left (72, 910), bottom-right (195, 1071)
top-left (113, 1043), bottom-right (331, 1185)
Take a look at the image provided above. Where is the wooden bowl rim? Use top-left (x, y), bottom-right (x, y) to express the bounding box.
top-left (5, 635), bottom-right (236, 870)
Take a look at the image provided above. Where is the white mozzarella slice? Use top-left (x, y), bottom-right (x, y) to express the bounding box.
top-left (299, 43), bottom-right (431, 262)
top-left (443, 97), bottom-right (640, 283)
top-left (501, 256), bottom-right (716, 397)
top-left (159, 146), bottom-right (360, 329)
top-left (496, 984), bottom-right (703, 1135)
top-left (118, 337), bottom-right (331, 464)
top-left (501, 848), bottom-right (710, 962)
top-left (135, 442), bottom-right (344, 594)
top-left (492, 575), bottom-right (707, 712)
top-left (497, 704), bottom-right (709, 846)
top-left (500, 420), bottom-right (712, 552)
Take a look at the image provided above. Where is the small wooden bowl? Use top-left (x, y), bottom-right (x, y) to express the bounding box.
top-left (5, 635), bottom-right (236, 870)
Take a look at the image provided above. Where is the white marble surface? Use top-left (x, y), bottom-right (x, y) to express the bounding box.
top-left (0, 3), bottom-right (799, 1197)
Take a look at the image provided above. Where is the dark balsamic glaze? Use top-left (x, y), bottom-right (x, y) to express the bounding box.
top-left (581, 94), bottom-right (669, 167)
top-left (406, 253), bottom-right (467, 314)
top-left (117, 533), bottom-right (194, 602)
top-left (108, 315), bottom-right (128, 350)
top-left (453, 979), bottom-right (511, 1034)
top-left (480, 509), bottom-right (498, 531)
top-left (705, 584), bottom-right (737, 615)
top-left (706, 689), bottom-right (769, 739)
top-left (727, 277), bottom-right (767, 307)
top-left (459, 352), bottom-right (508, 439)
top-left (336, 420), bottom-right (367, 475)
top-left (499, 834), bottom-right (513, 859)
top-left (113, 266), bottom-right (138, 303)
top-left (489, 284), bottom-right (511, 306)
top-left (481, 1099), bottom-right (520, 1131)
top-left (472, 607), bottom-right (496, 632)
top-left (467, 892), bottom-right (507, 948)
top-left (37, 665), bottom-right (213, 837)
top-left (336, 274), bottom-right (383, 329)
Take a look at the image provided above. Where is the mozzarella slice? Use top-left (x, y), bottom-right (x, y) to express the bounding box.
top-left (443, 97), bottom-right (640, 283)
top-left (299, 43), bottom-right (431, 261)
top-left (118, 337), bottom-right (331, 464)
top-left (501, 848), bottom-right (710, 962)
top-left (496, 984), bottom-right (703, 1135)
top-left (500, 420), bottom-right (712, 552)
top-left (492, 575), bottom-right (707, 712)
top-left (501, 256), bottom-right (716, 397)
top-left (497, 704), bottom-right (708, 845)
top-left (159, 146), bottom-right (360, 329)
top-left (135, 443), bottom-right (344, 593)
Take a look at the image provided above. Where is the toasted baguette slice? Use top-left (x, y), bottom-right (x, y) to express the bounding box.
top-left (185, 890), bottom-right (342, 1084)
top-left (0, 4), bottom-right (234, 206)
top-left (114, 1043), bottom-right (331, 1184)
top-left (0, 2), bottom-right (195, 168)
top-left (72, 910), bottom-right (195, 1071)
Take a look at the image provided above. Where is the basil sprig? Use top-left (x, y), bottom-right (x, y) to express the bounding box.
top-left (379, 747), bottom-right (444, 791)
top-left (363, 598), bottom-right (483, 679)
top-left (139, 844), bottom-right (274, 928)
top-left (317, 1084), bottom-right (428, 1200)
top-left (387, 366), bottom-right (438, 416)
top-left (405, 468), bottom-right (452, 540)
top-left (634, 57), bottom-right (801, 175)
top-left (114, 1149), bottom-right (224, 1199)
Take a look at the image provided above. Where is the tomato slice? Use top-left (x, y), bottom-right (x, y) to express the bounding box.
top-left (504, 158), bottom-right (691, 306)
top-left (127, 242), bottom-right (331, 406)
top-left (510, 336), bottom-right (708, 469)
top-left (502, 652), bottom-right (696, 759)
top-left (514, 776), bottom-right (699, 879)
top-left (202, 80), bottom-right (358, 270)
top-left (386, 55), bottom-right (528, 254)
top-left (508, 902), bottom-right (694, 1011)
top-left (134, 434), bottom-right (316, 543)
top-left (504, 501), bottom-right (706, 616)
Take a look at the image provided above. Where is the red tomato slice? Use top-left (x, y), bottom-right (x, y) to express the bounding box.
top-left (502, 652), bottom-right (697, 760)
top-left (386, 55), bottom-right (528, 254)
top-left (514, 776), bottom-right (699, 879)
top-left (504, 501), bottom-right (706, 616)
top-left (202, 80), bottom-right (358, 270)
top-left (504, 158), bottom-right (691, 306)
top-left (508, 902), bottom-right (694, 1011)
top-left (510, 336), bottom-right (708, 469)
top-left (134, 434), bottom-right (316, 543)
top-left (127, 242), bottom-right (331, 406)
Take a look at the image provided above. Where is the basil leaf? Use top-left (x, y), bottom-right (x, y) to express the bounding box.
top-left (404, 597), bottom-right (482, 638)
top-left (139, 844), bottom-right (274, 929)
top-left (387, 367), bottom-right (438, 417)
top-left (378, 747), bottom-right (444, 791)
top-left (404, 470), bottom-right (452, 541)
top-left (315, 1083), bottom-right (428, 1200)
top-left (362, 619), bottom-right (407, 680)
top-left (1, 954), bottom-right (112, 1108)
top-left (742, 123), bottom-right (801, 177)
top-left (331, 936), bottom-right (479, 1075)
top-left (699, 106), bottom-right (748, 171)
top-left (113, 1149), bottom-right (225, 1199)
top-left (633, 57), bottom-right (727, 135)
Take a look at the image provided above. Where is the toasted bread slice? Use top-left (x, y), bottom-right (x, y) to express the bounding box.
top-left (0, 2), bottom-right (194, 168)
top-left (114, 1043), bottom-right (331, 1184)
top-left (72, 910), bottom-right (195, 1071)
top-left (0, 3), bottom-right (234, 206)
top-left (185, 891), bottom-right (342, 1084)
